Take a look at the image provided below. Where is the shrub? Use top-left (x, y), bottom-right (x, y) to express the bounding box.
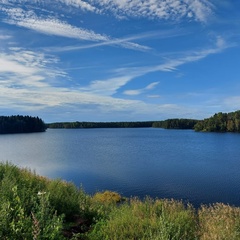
top-left (92, 190), bottom-right (123, 204)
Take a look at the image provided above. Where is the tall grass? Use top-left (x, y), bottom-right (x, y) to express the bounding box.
top-left (198, 203), bottom-right (240, 240)
top-left (1, 162), bottom-right (240, 239)
top-left (87, 197), bottom-right (197, 240)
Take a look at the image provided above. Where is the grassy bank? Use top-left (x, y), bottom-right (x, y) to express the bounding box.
top-left (0, 162), bottom-right (240, 239)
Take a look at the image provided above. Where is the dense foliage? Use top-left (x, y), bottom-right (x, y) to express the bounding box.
top-left (1, 162), bottom-right (240, 239)
top-left (194, 110), bottom-right (240, 132)
top-left (152, 118), bottom-right (199, 129)
top-left (47, 121), bottom-right (154, 129)
top-left (0, 115), bottom-right (46, 134)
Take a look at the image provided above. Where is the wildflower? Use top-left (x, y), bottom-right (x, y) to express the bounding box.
top-left (37, 191), bottom-right (46, 196)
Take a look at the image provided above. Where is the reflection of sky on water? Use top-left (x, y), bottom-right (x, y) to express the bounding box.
top-left (1, 128), bottom-right (240, 207)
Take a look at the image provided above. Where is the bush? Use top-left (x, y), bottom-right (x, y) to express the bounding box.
top-left (92, 190), bottom-right (123, 204)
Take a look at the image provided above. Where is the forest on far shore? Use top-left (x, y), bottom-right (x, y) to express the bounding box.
top-left (0, 115), bottom-right (46, 134)
top-left (1, 110), bottom-right (240, 134)
top-left (47, 110), bottom-right (240, 133)
top-left (194, 110), bottom-right (240, 132)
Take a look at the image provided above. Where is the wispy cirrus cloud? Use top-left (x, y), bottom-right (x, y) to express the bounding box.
top-left (1, 6), bottom-right (150, 51)
top-left (47, 32), bottom-right (152, 52)
top-left (0, 45), bottom-right (143, 112)
top-left (0, 34), bottom-right (11, 40)
top-left (0, 43), bottom-right (153, 115)
top-left (47, 29), bottom-right (187, 52)
top-left (223, 96), bottom-right (240, 110)
top-left (0, 47), bottom-right (66, 89)
top-left (81, 35), bottom-right (232, 96)
top-left (81, 76), bottom-right (134, 96)
top-left (124, 82), bottom-right (159, 96)
top-left (0, 48), bottom-right (174, 117)
top-left (2, 7), bottom-right (109, 41)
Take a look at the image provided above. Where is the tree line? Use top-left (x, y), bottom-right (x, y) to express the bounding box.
top-left (0, 115), bottom-right (46, 134)
top-left (152, 118), bottom-right (199, 129)
top-left (47, 121), bottom-right (154, 129)
top-left (47, 119), bottom-right (198, 130)
top-left (2, 110), bottom-right (240, 134)
top-left (47, 110), bottom-right (240, 133)
top-left (194, 110), bottom-right (240, 132)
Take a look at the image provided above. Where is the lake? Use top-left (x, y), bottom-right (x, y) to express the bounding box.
top-left (1, 128), bottom-right (240, 207)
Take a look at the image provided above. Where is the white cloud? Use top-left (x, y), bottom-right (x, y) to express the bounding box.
top-left (185, 0), bottom-right (214, 22)
top-left (0, 48), bottom-right (65, 89)
top-left (47, 29), bottom-right (184, 52)
top-left (0, 81), bottom-right (199, 121)
top-left (81, 76), bottom-right (134, 95)
top-left (2, 7), bottom-right (109, 41)
top-left (48, 34), bottom-right (152, 52)
top-left (2, 0), bottom-right (214, 23)
top-left (123, 89), bottom-right (143, 96)
top-left (58, 0), bottom-right (97, 12)
top-left (83, 35), bottom-right (231, 97)
top-left (0, 44), bottom-right (227, 121)
top-left (0, 34), bottom-right (11, 40)
top-left (0, 46), bottom-right (190, 118)
top-left (2, 0), bottom-right (97, 12)
top-left (123, 82), bottom-right (159, 96)
top-left (223, 96), bottom-right (240, 110)
top-left (0, 57), bottom-right (35, 76)
top-left (147, 95), bottom-right (161, 98)
top-left (216, 36), bottom-right (226, 48)
top-left (90, 0), bottom-right (214, 22)
top-left (1, 6), bottom-right (150, 51)
top-left (152, 35), bottom-right (231, 72)
top-left (145, 82), bottom-right (159, 90)
top-left (0, 47), bottom-right (145, 112)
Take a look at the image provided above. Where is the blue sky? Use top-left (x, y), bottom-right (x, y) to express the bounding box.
top-left (0, 0), bottom-right (240, 122)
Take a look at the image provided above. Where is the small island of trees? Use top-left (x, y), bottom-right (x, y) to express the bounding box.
top-left (0, 115), bottom-right (46, 134)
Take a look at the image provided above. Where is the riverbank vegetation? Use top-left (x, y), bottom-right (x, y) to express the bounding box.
top-left (1, 162), bottom-right (240, 239)
top-left (0, 115), bottom-right (46, 134)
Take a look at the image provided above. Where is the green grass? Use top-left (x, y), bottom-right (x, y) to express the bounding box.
top-left (0, 162), bottom-right (240, 239)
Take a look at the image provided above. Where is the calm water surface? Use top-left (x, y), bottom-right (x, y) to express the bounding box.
top-left (1, 128), bottom-right (240, 207)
